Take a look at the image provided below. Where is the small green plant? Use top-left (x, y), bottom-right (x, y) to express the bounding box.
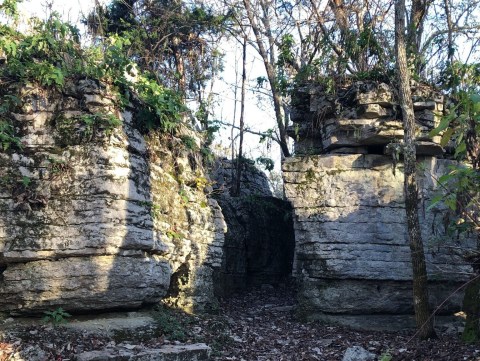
top-left (43, 307), bottom-right (71, 325)
top-left (20, 176), bottom-right (31, 187)
top-left (0, 120), bottom-right (21, 151)
top-left (139, 200), bottom-right (163, 219)
top-left (178, 189), bottom-right (189, 204)
top-left (152, 305), bottom-right (188, 341)
top-left (79, 113), bottom-right (122, 139)
top-left (166, 229), bottom-right (183, 240)
top-left (379, 351), bottom-right (393, 361)
top-left (47, 157), bottom-right (69, 175)
top-left (180, 135), bottom-right (198, 151)
top-left (55, 112), bottom-right (121, 144)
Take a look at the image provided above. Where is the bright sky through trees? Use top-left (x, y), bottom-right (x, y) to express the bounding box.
top-left (16, 0), bottom-right (284, 174)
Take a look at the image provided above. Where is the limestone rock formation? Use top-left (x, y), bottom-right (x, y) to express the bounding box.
top-left (285, 80), bottom-right (472, 320)
top-left (211, 159), bottom-right (295, 296)
top-left (290, 81), bottom-right (444, 156)
top-left (0, 80), bottom-right (226, 314)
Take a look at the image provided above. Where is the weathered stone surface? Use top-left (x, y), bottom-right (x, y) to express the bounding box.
top-left (211, 158), bottom-right (272, 196)
top-left (290, 81), bottom-right (445, 156)
top-left (283, 154), bottom-right (472, 316)
top-left (212, 159), bottom-right (295, 296)
top-left (214, 195), bottom-right (295, 296)
top-left (76, 344), bottom-right (211, 361)
top-left (297, 279), bottom-right (464, 316)
top-left (0, 81), bottom-right (226, 314)
top-left (342, 346), bottom-right (376, 361)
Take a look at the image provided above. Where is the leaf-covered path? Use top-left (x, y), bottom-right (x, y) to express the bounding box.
top-left (1, 284), bottom-right (479, 360)
top-left (210, 285), bottom-right (479, 361)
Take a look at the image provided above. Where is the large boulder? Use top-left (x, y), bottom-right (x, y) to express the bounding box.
top-left (0, 80), bottom-right (226, 314)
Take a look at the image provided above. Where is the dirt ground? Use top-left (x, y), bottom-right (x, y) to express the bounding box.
top-left (1, 285), bottom-right (479, 360)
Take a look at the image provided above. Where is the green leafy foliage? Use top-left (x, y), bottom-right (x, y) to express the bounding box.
top-left (133, 75), bottom-right (185, 133)
top-left (0, 15), bottom-right (81, 87)
top-left (256, 156), bottom-right (275, 171)
top-left (0, 120), bottom-right (20, 151)
top-left (379, 351), bottom-right (393, 361)
top-left (152, 305), bottom-right (189, 341)
top-left (43, 307), bottom-right (71, 325)
top-left (429, 90), bottom-right (480, 164)
top-left (0, 93), bottom-right (22, 151)
top-left (86, 0), bottom-right (227, 97)
top-left (0, 0), bottom-right (21, 18)
top-left (0, 10), bottom-right (190, 137)
top-left (428, 166), bottom-right (479, 236)
top-left (55, 113), bottom-right (121, 145)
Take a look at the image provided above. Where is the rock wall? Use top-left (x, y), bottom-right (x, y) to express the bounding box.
top-left (0, 80), bottom-right (226, 314)
top-left (211, 159), bottom-right (295, 296)
top-left (290, 81), bottom-right (444, 156)
top-left (285, 81), bottom-right (472, 319)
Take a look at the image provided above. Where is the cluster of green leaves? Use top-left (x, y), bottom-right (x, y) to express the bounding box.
top-left (0, 16), bottom-right (82, 87)
top-left (152, 304), bottom-right (199, 342)
top-left (0, 120), bottom-right (20, 151)
top-left (43, 307), bottom-right (71, 325)
top-left (0, 94), bottom-right (21, 151)
top-left (0, 10), bottom-right (187, 138)
top-left (0, 0), bottom-right (20, 18)
top-left (429, 167), bottom-right (479, 235)
top-left (256, 156), bottom-right (274, 171)
top-left (429, 90), bottom-right (480, 237)
top-left (55, 112), bottom-right (121, 145)
top-left (133, 75), bottom-right (185, 133)
top-left (430, 91), bottom-right (480, 161)
top-left (138, 200), bottom-right (163, 220)
top-left (87, 0), bottom-right (227, 96)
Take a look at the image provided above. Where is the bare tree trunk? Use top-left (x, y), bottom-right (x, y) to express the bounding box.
top-left (407, 0), bottom-right (430, 74)
top-left (173, 44), bottom-right (186, 96)
top-left (395, 0), bottom-right (436, 340)
top-left (462, 259), bottom-right (480, 343)
top-left (234, 36), bottom-right (247, 196)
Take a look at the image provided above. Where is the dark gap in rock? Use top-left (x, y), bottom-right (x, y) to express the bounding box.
top-left (214, 194), bottom-right (296, 297)
top-left (0, 264), bottom-right (6, 283)
top-left (366, 144), bottom-right (385, 155)
top-left (167, 263), bottom-right (190, 298)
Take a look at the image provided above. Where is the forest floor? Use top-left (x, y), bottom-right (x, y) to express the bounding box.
top-left (1, 285), bottom-right (479, 360)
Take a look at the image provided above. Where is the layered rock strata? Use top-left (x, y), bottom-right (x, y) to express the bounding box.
top-left (284, 81), bottom-right (471, 319)
top-left (290, 81), bottom-right (444, 156)
top-left (211, 159), bottom-right (295, 296)
top-left (0, 80), bottom-right (226, 314)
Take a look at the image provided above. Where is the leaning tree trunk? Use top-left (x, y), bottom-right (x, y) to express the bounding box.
top-left (462, 257), bottom-right (480, 343)
top-left (395, 0), bottom-right (436, 340)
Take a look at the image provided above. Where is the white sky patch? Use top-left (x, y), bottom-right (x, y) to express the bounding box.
top-left (18, 0), bottom-right (95, 22)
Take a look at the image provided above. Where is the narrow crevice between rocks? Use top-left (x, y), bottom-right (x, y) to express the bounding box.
top-left (0, 263), bottom-right (6, 283)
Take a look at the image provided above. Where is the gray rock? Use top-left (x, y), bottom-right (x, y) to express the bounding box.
top-left (212, 161), bottom-right (295, 297)
top-left (342, 346), bottom-right (376, 361)
top-left (290, 81), bottom-right (446, 155)
top-left (76, 343), bottom-right (211, 361)
top-left (283, 153), bottom-right (473, 316)
top-left (0, 80), bottom-right (226, 315)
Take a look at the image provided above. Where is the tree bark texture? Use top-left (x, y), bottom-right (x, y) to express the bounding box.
top-left (395, 0), bottom-right (436, 340)
top-left (234, 36), bottom-right (247, 196)
top-left (462, 268), bottom-right (480, 343)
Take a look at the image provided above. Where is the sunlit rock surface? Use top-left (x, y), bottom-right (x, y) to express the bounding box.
top-left (0, 80), bottom-right (226, 314)
top-left (285, 81), bottom-right (472, 319)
